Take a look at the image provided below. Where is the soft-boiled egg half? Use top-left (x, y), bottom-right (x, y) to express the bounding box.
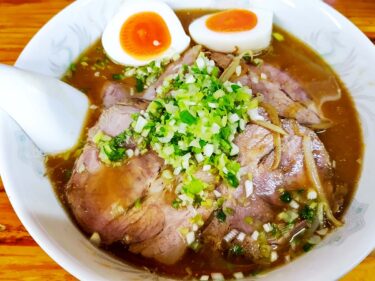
top-left (102, 0), bottom-right (190, 66)
top-left (189, 8), bottom-right (273, 53)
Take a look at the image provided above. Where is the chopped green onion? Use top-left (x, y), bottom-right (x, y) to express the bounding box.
top-left (216, 208), bottom-right (227, 223)
top-left (303, 243), bottom-right (314, 252)
top-left (189, 240), bottom-right (202, 252)
top-left (280, 191), bottom-right (292, 203)
top-left (134, 198), bottom-right (142, 209)
top-left (112, 73), bottom-right (124, 80)
top-left (300, 205), bottom-right (315, 221)
top-left (135, 78), bottom-right (144, 92)
top-left (179, 110), bottom-right (197, 125)
top-left (182, 178), bottom-right (206, 196)
top-left (230, 244), bottom-right (244, 256)
top-left (93, 52), bottom-right (260, 207)
top-left (224, 207), bottom-right (234, 216)
top-left (273, 32), bottom-right (285, 42)
top-left (172, 198), bottom-right (182, 209)
top-left (225, 172), bottom-right (239, 187)
top-left (69, 63), bottom-right (77, 72)
top-left (244, 216), bottom-right (253, 225)
top-left (278, 210), bottom-right (299, 223)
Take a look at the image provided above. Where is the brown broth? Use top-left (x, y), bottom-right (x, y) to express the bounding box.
top-left (45, 9), bottom-right (363, 280)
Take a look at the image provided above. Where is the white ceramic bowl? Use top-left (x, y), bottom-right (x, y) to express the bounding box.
top-left (1, 0), bottom-right (375, 280)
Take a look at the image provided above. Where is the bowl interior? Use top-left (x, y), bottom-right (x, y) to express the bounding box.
top-left (1, 0), bottom-right (375, 280)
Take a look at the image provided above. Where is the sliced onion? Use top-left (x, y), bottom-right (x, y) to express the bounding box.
top-left (302, 135), bottom-right (342, 227)
top-left (219, 51), bottom-right (253, 82)
top-left (252, 120), bottom-right (287, 136)
top-left (316, 84), bottom-right (342, 112)
top-left (261, 103), bottom-right (282, 169)
top-left (269, 220), bottom-right (307, 247)
top-left (272, 134), bottom-right (282, 169)
top-left (316, 228), bottom-right (329, 236)
top-left (307, 119), bottom-right (333, 130)
top-left (307, 235), bottom-right (322, 245)
top-left (248, 108), bottom-right (265, 121)
top-left (289, 227), bottom-right (306, 243)
top-left (290, 119), bottom-right (303, 136)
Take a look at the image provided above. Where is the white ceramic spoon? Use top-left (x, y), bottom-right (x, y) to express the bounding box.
top-left (0, 64), bottom-right (89, 154)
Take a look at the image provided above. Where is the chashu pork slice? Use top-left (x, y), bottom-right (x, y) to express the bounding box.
top-left (243, 64), bottom-right (322, 125)
top-left (100, 45), bottom-right (202, 108)
top-left (208, 51), bottom-right (323, 125)
top-left (202, 118), bottom-right (334, 262)
top-left (66, 100), bottom-right (216, 265)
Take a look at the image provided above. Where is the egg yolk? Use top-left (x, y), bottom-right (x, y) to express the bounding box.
top-left (120, 12), bottom-right (171, 60)
top-left (206, 9), bottom-right (258, 32)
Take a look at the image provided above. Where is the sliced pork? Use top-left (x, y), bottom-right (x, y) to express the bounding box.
top-left (244, 64), bottom-right (322, 125)
top-left (142, 45), bottom-right (202, 100)
top-left (202, 118), bottom-right (334, 262)
top-left (101, 81), bottom-right (149, 109)
top-left (100, 45), bottom-right (202, 107)
top-left (66, 149), bottom-right (164, 244)
top-left (88, 104), bottom-right (141, 141)
top-left (208, 51), bottom-right (234, 70)
top-left (209, 52), bottom-right (323, 125)
top-left (66, 99), bottom-right (216, 264)
top-left (129, 199), bottom-right (212, 265)
top-left (253, 119), bottom-right (333, 206)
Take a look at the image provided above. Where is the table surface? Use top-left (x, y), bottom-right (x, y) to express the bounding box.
top-left (0, 0), bottom-right (374, 280)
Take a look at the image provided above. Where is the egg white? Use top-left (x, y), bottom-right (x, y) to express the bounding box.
top-left (102, 0), bottom-right (190, 66)
top-left (189, 8), bottom-right (273, 53)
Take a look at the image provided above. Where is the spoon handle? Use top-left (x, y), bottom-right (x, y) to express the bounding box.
top-left (0, 64), bottom-right (89, 154)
